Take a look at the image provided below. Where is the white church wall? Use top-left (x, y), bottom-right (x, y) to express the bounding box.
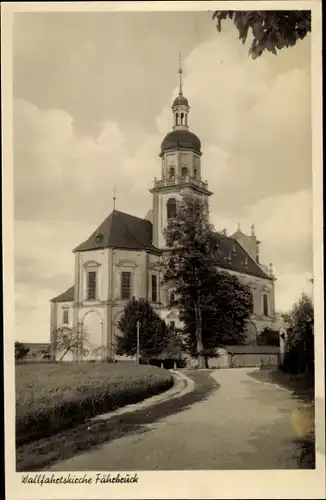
top-left (217, 266), bottom-right (277, 334)
top-left (159, 307), bottom-right (182, 329)
top-left (163, 152), bottom-right (178, 180)
top-left (53, 300), bottom-right (74, 362)
top-left (80, 309), bottom-right (103, 361)
top-left (148, 253), bottom-right (161, 304)
top-left (179, 152), bottom-right (193, 177)
top-left (78, 248), bottom-right (110, 303)
top-left (112, 249), bottom-right (148, 301)
top-left (194, 155), bottom-right (201, 175)
top-left (157, 190), bottom-right (182, 248)
top-left (72, 249), bottom-right (110, 361)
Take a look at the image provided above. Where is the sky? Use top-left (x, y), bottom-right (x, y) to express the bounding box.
top-left (13, 10), bottom-right (313, 343)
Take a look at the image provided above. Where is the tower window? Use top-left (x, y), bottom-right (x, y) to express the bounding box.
top-left (169, 167), bottom-right (175, 179)
top-left (121, 271), bottom-right (132, 300)
top-left (263, 294), bottom-right (269, 316)
top-left (194, 168), bottom-right (197, 178)
top-left (86, 271), bottom-right (97, 300)
top-left (181, 166), bottom-right (188, 177)
top-left (63, 309), bottom-right (69, 324)
top-left (176, 113), bottom-right (179, 126)
top-left (151, 275), bottom-right (157, 302)
top-left (180, 112), bottom-right (184, 125)
top-left (167, 198), bottom-right (177, 219)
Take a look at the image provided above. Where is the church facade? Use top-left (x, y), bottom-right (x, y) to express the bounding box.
top-left (50, 70), bottom-right (277, 362)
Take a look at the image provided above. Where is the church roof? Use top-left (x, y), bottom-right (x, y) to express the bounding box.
top-left (51, 285), bottom-right (75, 302)
top-left (73, 210), bottom-right (161, 255)
top-left (160, 129), bottom-right (201, 156)
top-left (215, 234), bottom-right (272, 280)
top-left (231, 229), bottom-right (246, 239)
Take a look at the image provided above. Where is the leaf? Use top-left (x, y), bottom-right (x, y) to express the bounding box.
top-left (213, 10), bottom-right (311, 59)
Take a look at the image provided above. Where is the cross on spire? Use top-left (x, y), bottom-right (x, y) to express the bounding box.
top-left (178, 52), bottom-right (183, 96)
top-left (113, 186), bottom-right (117, 210)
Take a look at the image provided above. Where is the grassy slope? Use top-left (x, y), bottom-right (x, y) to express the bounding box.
top-left (249, 367), bottom-right (315, 469)
top-left (16, 362), bottom-right (173, 446)
top-left (16, 370), bottom-right (215, 472)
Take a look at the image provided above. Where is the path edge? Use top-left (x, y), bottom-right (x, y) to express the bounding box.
top-left (89, 370), bottom-right (195, 424)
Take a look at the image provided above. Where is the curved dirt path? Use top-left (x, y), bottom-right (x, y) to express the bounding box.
top-left (49, 368), bottom-right (312, 471)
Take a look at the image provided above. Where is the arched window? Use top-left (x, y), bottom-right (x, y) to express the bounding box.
top-left (62, 309), bottom-right (69, 324)
top-left (193, 168), bottom-right (197, 178)
top-left (87, 271), bottom-right (97, 300)
top-left (167, 198), bottom-right (177, 219)
top-left (169, 167), bottom-right (175, 179)
top-left (176, 113), bottom-right (179, 126)
top-left (181, 166), bottom-right (188, 177)
top-left (180, 112), bottom-right (184, 125)
top-left (263, 294), bottom-right (269, 316)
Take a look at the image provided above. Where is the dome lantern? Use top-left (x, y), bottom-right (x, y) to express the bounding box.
top-left (160, 53), bottom-right (201, 157)
top-left (171, 53), bottom-right (190, 131)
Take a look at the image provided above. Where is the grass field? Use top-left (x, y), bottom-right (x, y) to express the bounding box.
top-left (16, 362), bottom-right (174, 446)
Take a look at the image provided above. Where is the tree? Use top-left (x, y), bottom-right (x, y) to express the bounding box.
top-left (116, 298), bottom-right (171, 360)
top-left (15, 341), bottom-right (29, 361)
top-left (257, 326), bottom-right (280, 346)
top-left (282, 293), bottom-right (314, 374)
top-left (212, 11), bottom-right (311, 59)
top-left (162, 195), bottom-right (252, 368)
top-left (182, 271), bottom-right (252, 363)
top-left (54, 326), bottom-right (90, 361)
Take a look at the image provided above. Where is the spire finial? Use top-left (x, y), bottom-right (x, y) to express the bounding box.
top-left (178, 52), bottom-right (183, 96)
top-left (237, 222), bottom-right (241, 231)
top-left (251, 224), bottom-right (256, 237)
top-left (113, 186), bottom-right (117, 210)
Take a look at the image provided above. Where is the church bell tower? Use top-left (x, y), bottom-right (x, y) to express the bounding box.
top-left (150, 54), bottom-right (213, 249)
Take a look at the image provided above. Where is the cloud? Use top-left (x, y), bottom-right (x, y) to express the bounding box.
top-left (14, 220), bottom-right (98, 341)
top-left (212, 189), bottom-right (313, 312)
top-left (13, 20), bottom-right (312, 341)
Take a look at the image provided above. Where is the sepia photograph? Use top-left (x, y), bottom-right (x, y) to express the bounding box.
top-left (2, 1), bottom-right (324, 499)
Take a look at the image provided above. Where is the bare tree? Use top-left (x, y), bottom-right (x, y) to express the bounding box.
top-left (54, 326), bottom-right (90, 361)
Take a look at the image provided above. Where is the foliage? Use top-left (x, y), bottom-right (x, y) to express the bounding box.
top-left (54, 326), bottom-right (90, 361)
top-left (212, 10), bottom-right (311, 59)
top-left (15, 341), bottom-right (30, 361)
top-left (162, 194), bottom-right (252, 367)
top-left (281, 294), bottom-right (314, 374)
top-left (116, 298), bottom-right (172, 360)
top-left (182, 271), bottom-right (252, 357)
top-left (257, 326), bottom-right (280, 346)
top-left (16, 362), bottom-right (173, 445)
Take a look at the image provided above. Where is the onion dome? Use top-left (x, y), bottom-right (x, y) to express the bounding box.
top-left (160, 129), bottom-right (201, 156)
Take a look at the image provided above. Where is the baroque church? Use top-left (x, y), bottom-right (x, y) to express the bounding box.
top-left (50, 65), bottom-right (277, 361)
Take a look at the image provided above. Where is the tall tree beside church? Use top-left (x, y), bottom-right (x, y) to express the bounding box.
top-left (162, 195), bottom-right (252, 368)
top-left (182, 271), bottom-right (252, 361)
top-left (116, 298), bottom-right (173, 360)
top-left (212, 11), bottom-right (311, 59)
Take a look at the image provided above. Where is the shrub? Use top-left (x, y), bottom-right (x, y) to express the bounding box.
top-left (15, 342), bottom-right (30, 361)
